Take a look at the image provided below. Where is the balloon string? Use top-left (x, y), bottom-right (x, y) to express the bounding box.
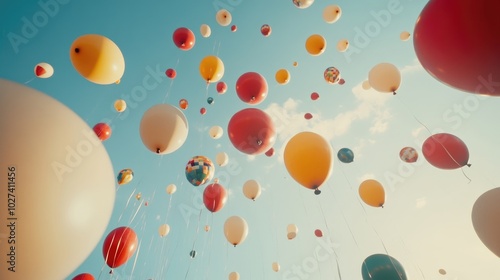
top-left (24, 77), bottom-right (35, 84)
top-left (130, 239), bottom-right (142, 277)
top-left (205, 214), bottom-right (215, 280)
top-left (117, 188), bottom-right (137, 223)
top-left (162, 57), bottom-right (181, 104)
top-left (399, 238), bottom-right (427, 280)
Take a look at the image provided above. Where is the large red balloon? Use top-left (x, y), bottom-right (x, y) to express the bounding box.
top-left (93, 122), bottom-right (111, 141)
top-left (413, 0), bottom-right (500, 95)
top-left (203, 183), bottom-right (228, 212)
top-left (102, 226), bottom-right (138, 268)
top-left (422, 133), bottom-right (470, 170)
top-left (227, 108), bottom-right (275, 155)
top-left (173, 27), bottom-right (195, 51)
top-left (72, 273), bottom-right (95, 280)
top-left (235, 72), bottom-right (268, 105)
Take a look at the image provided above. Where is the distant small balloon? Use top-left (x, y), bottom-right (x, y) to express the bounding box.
top-left (324, 67), bottom-right (340, 84)
top-left (179, 99), bottom-right (188, 110)
top-left (166, 184), bottom-right (177, 194)
top-left (293, 61), bottom-right (298, 67)
top-left (293, 0), bottom-right (314, 9)
top-left (93, 123), bottom-right (111, 141)
top-left (207, 97), bottom-right (214, 105)
top-left (205, 225), bottom-right (210, 232)
top-left (336, 39), bottom-right (349, 52)
top-left (310, 92), bottom-right (319, 100)
top-left (200, 107), bottom-right (206, 115)
top-left (216, 81), bottom-right (227, 94)
top-left (304, 113), bottom-right (313, 120)
top-left (362, 80), bottom-right (371, 90)
top-left (136, 193), bottom-right (142, 200)
top-left (261, 24), bottom-right (271, 36)
top-left (231, 25), bottom-right (237, 32)
top-left (216, 9), bottom-right (232, 26)
top-left (114, 99), bottom-right (127, 112)
top-left (200, 24), bottom-right (211, 38)
top-left (438, 269), bottom-right (446, 275)
top-left (400, 147), bottom-right (418, 163)
top-left (117, 169), bottom-right (134, 185)
top-left (34, 62), bottom-right (54, 78)
top-left (189, 250), bottom-right (196, 258)
top-left (265, 147), bottom-right (275, 157)
top-left (165, 68), bottom-right (176, 79)
top-left (314, 229), bottom-right (323, 237)
top-left (338, 78), bottom-right (345, 85)
top-left (400, 31), bottom-right (411, 41)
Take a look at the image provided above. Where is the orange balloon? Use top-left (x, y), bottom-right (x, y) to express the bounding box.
top-left (359, 179), bottom-right (385, 207)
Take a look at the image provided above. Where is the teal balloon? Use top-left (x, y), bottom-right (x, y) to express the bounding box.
top-left (337, 148), bottom-right (354, 163)
top-left (185, 156), bottom-right (215, 186)
top-left (207, 97), bottom-right (214, 105)
top-left (361, 254), bottom-right (407, 280)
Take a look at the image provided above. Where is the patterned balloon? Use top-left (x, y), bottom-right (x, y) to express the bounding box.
top-left (185, 156), bottom-right (215, 186)
top-left (337, 148), bottom-right (354, 163)
top-left (117, 168), bottom-right (134, 185)
top-left (292, 0), bottom-right (314, 9)
top-left (399, 147), bottom-right (418, 163)
top-left (324, 67), bottom-right (340, 84)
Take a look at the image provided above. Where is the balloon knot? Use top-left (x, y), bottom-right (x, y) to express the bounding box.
top-left (156, 148), bottom-right (160, 154)
top-left (75, 48), bottom-right (80, 53)
top-left (380, 204), bottom-right (384, 208)
top-left (257, 139), bottom-right (263, 146)
top-left (109, 269), bottom-right (113, 274)
top-left (467, 163), bottom-right (471, 167)
top-left (393, 91), bottom-right (397, 95)
top-left (314, 189), bottom-right (321, 195)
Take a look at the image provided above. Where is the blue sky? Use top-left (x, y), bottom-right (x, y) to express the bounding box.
top-left (2, 0), bottom-right (500, 279)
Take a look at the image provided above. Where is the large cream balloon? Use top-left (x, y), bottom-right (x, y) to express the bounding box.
top-left (368, 63), bottom-right (401, 94)
top-left (224, 216), bottom-right (248, 246)
top-left (472, 188), bottom-right (500, 258)
top-left (216, 152), bottom-right (229, 167)
top-left (140, 104), bottom-right (189, 154)
top-left (0, 79), bottom-right (115, 280)
top-left (242, 179), bottom-right (261, 201)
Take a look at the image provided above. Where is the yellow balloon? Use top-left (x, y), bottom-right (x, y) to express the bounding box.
top-left (114, 99), bottom-right (127, 112)
top-left (284, 132), bottom-right (332, 193)
top-left (70, 34), bottom-right (125, 85)
top-left (305, 34), bottom-right (326, 56)
top-left (358, 179), bottom-right (385, 207)
top-left (275, 69), bottom-right (290, 85)
top-left (199, 55), bottom-right (224, 83)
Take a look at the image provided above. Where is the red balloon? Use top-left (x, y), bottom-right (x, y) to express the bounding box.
top-left (413, 0), bottom-right (500, 95)
top-left (172, 27), bottom-right (196, 51)
top-left (200, 107), bottom-right (206, 115)
top-left (265, 147), bottom-right (275, 157)
top-left (216, 81), bottom-right (227, 94)
top-left (203, 183), bottom-right (228, 212)
top-left (231, 25), bottom-right (237, 32)
top-left (102, 227), bottom-right (138, 269)
top-left (228, 108), bottom-right (275, 155)
top-left (93, 122), bottom-right (111, 141)
top-left (422, 133), bottom-right (470, 170)
top-left (304, 113), bottom-right (313, 120)
top-left (338, 78), bottom-right (345, 85)
top-left (310, 92), bottom-right (319, 100)
top-left (261, 24), bottom-right (271, 36)
top-left (314, 229), bottom-right (323, 237)
top-left (165, 68), bottom-right (176, 79)
top-left (235, 72), bottom-right (268, 105)
top-left (72, 273), bottom-right (95, 280)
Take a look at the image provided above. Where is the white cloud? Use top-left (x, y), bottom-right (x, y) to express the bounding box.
top-left (400, 58), bottom-right (424, 74)
top-left (416, 197), bottom-right (427, 209)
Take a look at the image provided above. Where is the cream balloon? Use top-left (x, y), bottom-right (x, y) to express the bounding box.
top-left (166, 184), bottom-right (177, 195)
top-left (400, 31), bottom-right (411, 41)
top-left (114, 99), bottom-right (127, 112)
top-left (272, 262), bottom-right (281, 272)
top-left (139, 104), bottom-right (189, 154)
top-left (336, 39), bottom-right (349, 52)
top-left (216, 152), bottom-right (229, 167)
top-left (323, 5), bottom-right (342, 23)
top-left (229, 271), bottom-right (240, 280)
top-left (287, 224), bottom-right (298, 240)
top-left (200, 24), bottom-right (211, 38)
top-left (0, 79), bottom-right (115, 280)
top-left (242, 179), bottom-right (261, 201)
top-left (216, 9), bottom-right (232, 26)
top-left (158, 224), bottom-right (170, 237)
top-left (224, 216), bottom-right (248, 246)
top-left (34, 62), bottom-right (54, 78)
top-left (361, 80), bottom-right (371, 90)
top-left (472, 187), bottom-right (500, 258)
top-left (209, 125), bottom-right (223, 139)
top-left (368, 63), bottom-right (401, 94)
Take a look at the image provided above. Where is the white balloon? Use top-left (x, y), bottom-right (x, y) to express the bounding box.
top-left (216, 9), bottom-right (232, 26)
top-left (368, 63), bottom-right (401, 94)
top-left (243, 179), bottom-right (261, 201)
top-left (209, 125), bottom-right (223, 139)
top-left (287, 224), bottom-right (298, 240)
top-left (293, 0), bottom-right (314, 9)
top-left (336, 39), bottom-right (349, 52)
top-left (166, 184), bottom-right (177, 194)
top-left (158, 224), bottom-right (170, 237)
top-left (0, 79), bottom-right (115, 280)
top-left (34, 62), bottom-right (54, 78)
top-left (216, 152), bottom-right (229, 167)
top-left (229, 271), bottom-right (240, 280)
top-left (200, 24), bottom-right (211, 38)
top-left (272, 262), bottom-right (281, 272)
top-left (323, 5), bottom-right (342, 23)
top-left (224, 216), bottom-right (248, 246)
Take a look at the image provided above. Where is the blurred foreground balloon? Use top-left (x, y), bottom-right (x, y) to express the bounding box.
top-left (422, 133), bottom-right (469, 169)
top-left (361, 254), bottom-right (407, 280)
top-left (224, 216), bottom-right (248, 246)
top-left (0, 78), bottom-right (116, 280)
top-left (359, 179), bottom-right (385, 208)
top-left (472, 187), bottom-right (500, 258)
top-left (185, 156), bottom-right (215, 186)
top-left (70, 34), bottom-right (125, 85)
top-left (368, 63), bottom-right (401, 94)
top-left (227, 108), bottom-right (275, 155)
top-left (140, 104), bottom-right (189, 154)
top-left (34, 62), bottom-right (54, 78)
top-left (102, 227), bottom-right (138, 269)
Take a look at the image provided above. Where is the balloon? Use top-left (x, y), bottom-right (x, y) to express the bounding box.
top-left (471, 188), bottom-right (500, 258)
top-left (166, 184), bottom-right (177, 194)
top-left (205, 225), bottom-right (211, 232)
top-left (293, 61), bottom-right (298, 67)
top-left (284, 132), bottom-right (332, 194)
top-left (190, 250), bottom-right (197, 258)
top-left (216, 9), bottom-right (232, 26)
top-left (231, 25), bottom-right (237, 32)
top-left (229, 271), bottom-right (240, 280)
top-left (216, 152), bottom-right (229, 166)
top-left (324, 67), bottom-right (340, 84)
top-left (103, 227), bottom-right (138, 269)
top-left (179, 98), bottom-right (188, 110)
top-left (207, 97), bottom-right (215, 105)
top-left (272, 262), bottom-right (281, 272)
top-left (185, 156), bottom-right (215, 186)
top-left (199, 55), bottom-right (224, 83)
top-left (359, 179), bottom-right (385, 208)
top-left (422, 133), bottom-right (470, 169)
top-left (338, 78), bottom-right (345, 85)
top-left (216, 81), bottom-right (227, 94)
top-left (323, 5), bottom-right (342, 23)
top-left (265, 147), bottom-right (275, 157)
top-left (337, 148), bottom-right (354, 163)
top-left (368, 63), bottom-right (401, 94)
top-left (165, 68), bottom-right (176, 79)
top-left (136, 192), bottom-right (142, 200)
top-left (200, 107), bottom-right (207, 115)
top-left (236, 72), bottom-right (268, 105)
top-left (314, 229), bottom-right (323, 237)
top-left (336, 39), bottom-right (349, 52)
top-left (243, 179), bottom-right (261, 201)
top-left (117, 168), bottom-right (134, 185)
top-left (114, 99), bottom-right (127, 112)
top-left (439, 269), bottom-right (447, 275)
top-left (400, 31), bottom-right (410, 41)
top-left (140, 104), bottom-right (189, 154)
top-left (304, 112), bottom-right (313, 120)
top-left (172, 27), bottom-right (195, 50)
top-left (275, 69), bottom-right (290, 85)
top-left (361, 80), bottom-right (371, 90)
top-left (34, 62), bottom-right (54, 78)
top-left (287, 224), bottom-right (298, 240)
top-left (227, 108), bottom-right (276, 155)
top-left (305, 34), bottom-right (326, 56)
top-left (399, 147), bottom-right (418, 163)
top-left (93, 122), bottom-right (111, 141)
top-left (292, 0), bottom-right (314, 9)
top-left (200, 24), bottom-right (211, 38)
top-left (310, 92), bottom-right (319, 100)
top-left (158, 224), bottom-right (170, 237)
top-left (209, 125), bottom-right (223, 139)
top-left (224, 216), bottom-right (249, 246)
top-left (261, 24), bottom-right (272, 36)
top-left (413, 0), bottom-right (500, 96)
top-left (203, 182), bottom-right (228, 212)
top-left (361, 254), bottom-right (407, 280)
top-left (72, 273), bottom-right (95, 280)
top-left (70, 34), bottom-right (125, 85)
